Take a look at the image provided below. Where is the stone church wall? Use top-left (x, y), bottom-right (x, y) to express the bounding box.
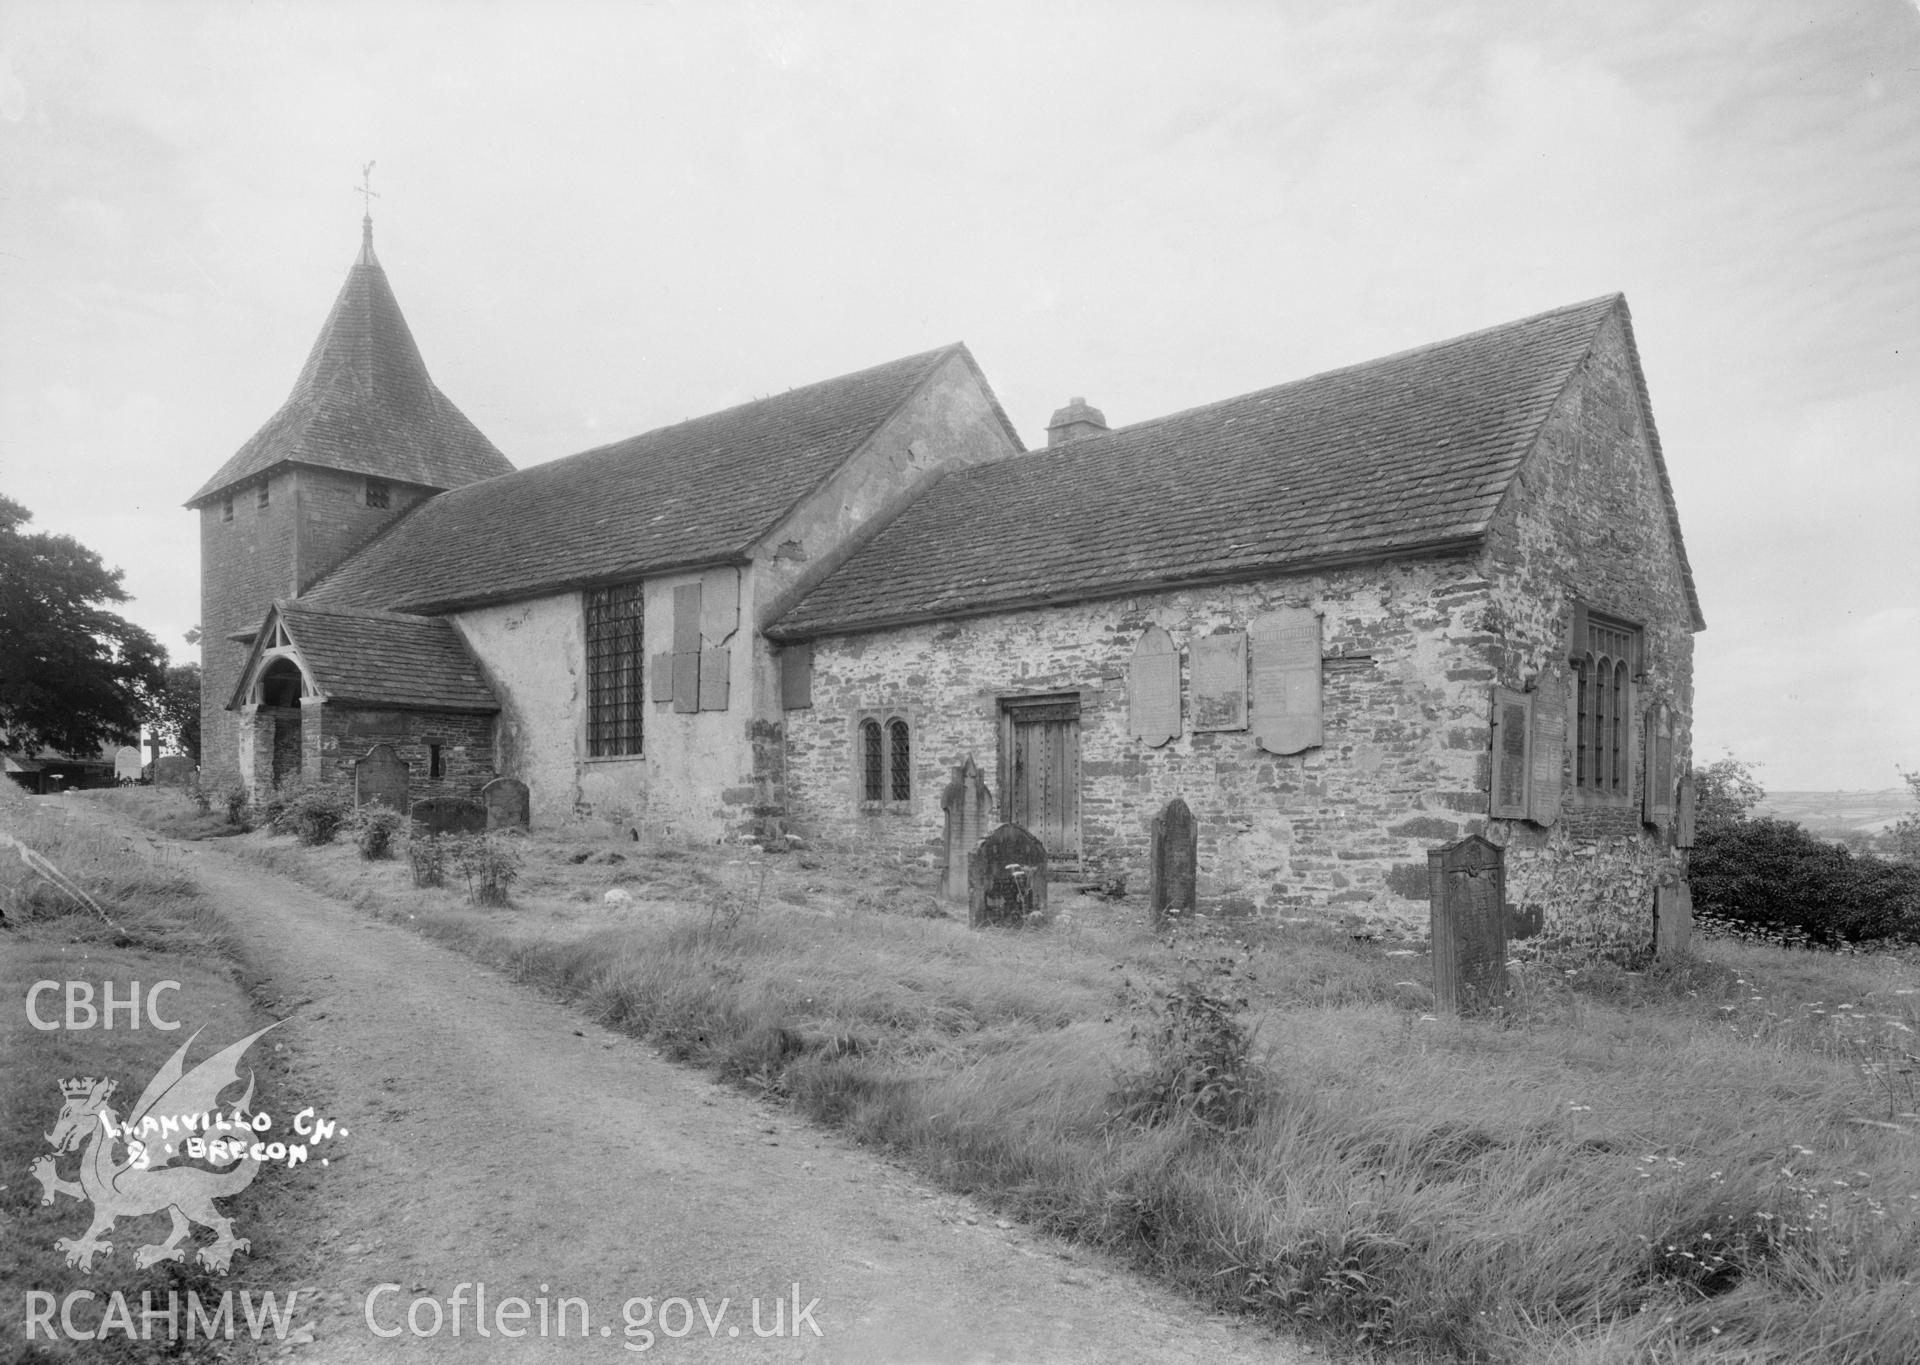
top-left (1477, 310), bottom-right (1697, 956)
top-left (786, 556), bottom-right (1498, 936)
top-left (310, 707), bottom-right (496, 805)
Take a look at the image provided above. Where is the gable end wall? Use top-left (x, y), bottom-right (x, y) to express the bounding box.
top-left (1479, 309), bottom-right (1697, 954)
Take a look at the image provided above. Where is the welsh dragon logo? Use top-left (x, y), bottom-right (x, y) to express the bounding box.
top-left (31, 1024), bottom-right (277, 1274)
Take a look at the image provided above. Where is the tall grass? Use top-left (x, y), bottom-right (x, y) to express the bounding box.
top-left (155, 807), bottom-right (1920, 1363)
top-left (403, 890), bottom-right (1919, 1363)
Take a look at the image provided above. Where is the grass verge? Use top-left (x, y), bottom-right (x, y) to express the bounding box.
top-left (1, 788), bottom-right (326, 1363)
top-left (141, 795), bottom-right (1920, 1364)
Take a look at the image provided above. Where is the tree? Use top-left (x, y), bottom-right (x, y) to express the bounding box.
top-left (0, 494), bottom-right (165, 756)
top-left (144, 661), bottom-right (202, 764)
top-left (1691, 752), bottom-right (1765, 831)
top-left (1891, 767), bottom-right (1920, 866)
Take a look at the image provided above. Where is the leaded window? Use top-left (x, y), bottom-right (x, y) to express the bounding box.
top-left (585, 582), bottom-right (644, 757)
top-left (857, 710), bottom-right (912, 806)
top-left (1574, 612), bottom-right (1638, 797)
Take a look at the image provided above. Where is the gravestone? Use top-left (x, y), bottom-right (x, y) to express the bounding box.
top-left (1655, 880), bottom-right (1694, 957)
top-left (938, 757), bottom-right (994, 903)
top-left (1427, 834), bottom-right (1508, 1015)
top-left (482, 777), bottom-right (530, 831)
top-left (411, 796), bottom-right (487, 836)
top-left (113, 747), bottom-right (143, 783)
top-left (154, 755), bottom-right (194, 787)
top-left (1148, 797), bottom-right (1197, 926)
top-left (969, 823), bottom-right (1048, 928)
top-left (354, 744), bottom-right (410, 810)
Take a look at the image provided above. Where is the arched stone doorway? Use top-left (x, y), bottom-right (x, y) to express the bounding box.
top-left (258, 657), bottom-right (306, 786)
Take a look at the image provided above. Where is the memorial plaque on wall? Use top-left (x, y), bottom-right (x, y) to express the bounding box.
top-left (700, 566), bottom-right (739, 645)
top-left (1128, 625), bottom-right (1181, 748)
top-left (1527, 667), bottom-right (1566, 827)
top-left (1250, 608), bottom-right (1322, 755)
top-left (1190, 632), bottom-right (1248, 732)
top-left (1428, 834), bottom-right (1508, 1014)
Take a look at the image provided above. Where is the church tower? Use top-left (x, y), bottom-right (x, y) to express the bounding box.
top-left (185, 216), bottom-right (514, 779)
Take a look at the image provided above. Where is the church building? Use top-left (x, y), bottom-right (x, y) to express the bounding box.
top-left (190, 221), bottom-right (1702, 944)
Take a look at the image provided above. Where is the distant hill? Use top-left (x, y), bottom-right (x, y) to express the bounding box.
top-left (1751, 790), bottom-right (1913, 836)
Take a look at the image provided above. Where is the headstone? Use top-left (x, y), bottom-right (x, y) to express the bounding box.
top-left (1127, 626), bottom-right (1181, 747)
top-left (938, 757), bottom-right (994, 902)
top-left (969, 823), bottom-right (1049, 928)
top-left (154, 755), bottom-right (194, 787)
top-left (1655, 880), bottom-right (1694, 957)
top-left (482, 777), bottom-right (531, 831)
top-left (353, 743), bottom-right (410, 810)
top-left (411, 797), bottom-right (487, 836)
top-left (1250, 608), bottom-right (1323, 755)
top-left (113, 746), bottom-right (143, 783)
top-left (1427, 834), bottom-right (1507, 1015)
top-left (1148, 797), bottom-right (1197, 926)
top-left (1190, 633), bottom-right (1248, 731)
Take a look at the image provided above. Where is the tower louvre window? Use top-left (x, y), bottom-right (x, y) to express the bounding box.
top-left (222, 497), bottom-right (234, 523)
top-left (257, 481), bottom-right (270, 509)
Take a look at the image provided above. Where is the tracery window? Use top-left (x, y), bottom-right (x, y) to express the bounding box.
top-left (1574, 612), bottom-right (1639, 797)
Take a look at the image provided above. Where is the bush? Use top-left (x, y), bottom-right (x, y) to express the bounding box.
top-left (263, 781), bottom-right (351, 846)
top-left (449, 832), bottom-right (522, 906)
top-left (1111, 953), bottom-right (1265, 1133)
top-left (1691, 817), bottom-right (1920, 946)
top-left (348, 804), bottom-right (405, 860)
top-left (202, 769), bottom-right (251, 827)
top-left (407, 832), bottom-right (448, 888)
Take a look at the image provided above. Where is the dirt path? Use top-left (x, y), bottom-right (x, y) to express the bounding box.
top-left (147, 824), bottom-right (1306, 1363)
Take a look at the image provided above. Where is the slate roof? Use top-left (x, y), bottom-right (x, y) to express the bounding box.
top-left (304, 343), bottom-right (1015, 615)
top-left (234, 600), bottom-right (498, 712)
top-left (771, 295), bottom-right (1705, 638)
top-left (187, 224), bottom-right (514, 507)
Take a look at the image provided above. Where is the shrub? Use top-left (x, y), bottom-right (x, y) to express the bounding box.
top-left (347, 804), bottom-right (405, 860)
top-left (449, 832), bottom-right (522, 906)
top-left (202, 769), bottom-right (251, 827)
top-left (407, 832), bottom-right (448, 888)
top-left (1111, 953), bottom-right (1265, 1133)
top-left (1691, 817), bottom-right (1920, 946)
top-left (262, 780), bottom-right (350, 846)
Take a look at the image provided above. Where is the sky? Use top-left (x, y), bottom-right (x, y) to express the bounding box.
top-left (2, 0), bottom-right (1916, 790)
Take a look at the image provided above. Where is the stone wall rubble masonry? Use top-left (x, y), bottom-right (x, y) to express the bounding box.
top-left (313, 708), bottom-right (495, 805)
top-left (198, 466), bottom-right (431, 778)
top-left (1480, 310), bottom-right (1696, 954)
top-left (786, 557), bottom-right (1495, 935)
top-left (785, 315), bottom-right (1697, 945)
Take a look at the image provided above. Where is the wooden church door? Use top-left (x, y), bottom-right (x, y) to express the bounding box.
top-left (1000, 695), bottom-right (1081, 865)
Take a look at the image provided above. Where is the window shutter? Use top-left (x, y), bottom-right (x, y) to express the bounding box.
top-left (1128, 625), bottom-right (1181, 747)
top-left (1675, 774), bottom-right (1696, 848)
top-left (649, 652), bottom-right (674, 702)
top-left (780, 642), bottom-right (813, 710)
top-left (1527, 668), bottom-right (1566, 826)
top-left (1643, 702), bottom-right (1675, 825)
top-left (672, 583), bottom-right (702, 714)
top-left (698, 647), bottom-right (730, 711)
top-left (1250, 608), bottom-right (1322, 756)
top-left (1490, 686), bottom-right (1532, 820)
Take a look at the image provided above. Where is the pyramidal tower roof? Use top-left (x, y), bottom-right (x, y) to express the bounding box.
top-left (187, 218), bottom-right (514, 506)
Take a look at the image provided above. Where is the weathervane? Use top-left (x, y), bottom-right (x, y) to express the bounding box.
top-left (356, 161), bottom-right (379, 217)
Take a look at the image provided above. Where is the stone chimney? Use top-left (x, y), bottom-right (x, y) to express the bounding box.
top-left (1045, 396), bottom-right (1108, 446)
